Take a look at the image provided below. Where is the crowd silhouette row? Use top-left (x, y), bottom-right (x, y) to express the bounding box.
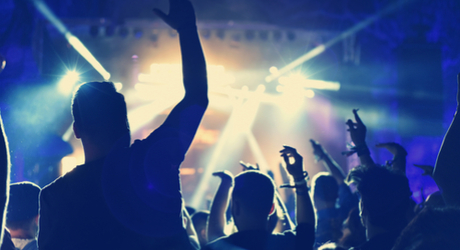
top-left (0, 0), bottom-right (459, 249)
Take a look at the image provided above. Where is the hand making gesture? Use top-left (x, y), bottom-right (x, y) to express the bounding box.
top-left (346, 109), bottom-right (366, 146)
top-left (153, 0), bottom-right (197, 31)
top-left (280, 145), bottom-right (305, 181)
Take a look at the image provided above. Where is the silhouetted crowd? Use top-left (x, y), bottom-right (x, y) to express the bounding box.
top-left (0, 0), bottom-right (459, 249)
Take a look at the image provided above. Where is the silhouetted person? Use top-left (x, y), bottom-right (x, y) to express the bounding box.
top-left (204, 146), bottom-right (315, 250)
top-left (347, 166), bottom-right (413, 250)
top-left (6, 182), bottom-right (40, 250)
top-left (0, 114), bottom-right (14, 250)
top-left (37, 0), bottom-right (208, 249)
top-left (191, 210), bottom-right (209, 248)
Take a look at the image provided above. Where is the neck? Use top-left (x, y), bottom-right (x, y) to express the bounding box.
top-left (81, 139), bottom-right (112, 163)
top-left (366, 224), bottom-right (388, 240)
top-left (9, 229), bottom-right (34, 240)
top-left (235, 216), bottom-right (268, 232)
top-left (314, 200), bottom-right (335, 211)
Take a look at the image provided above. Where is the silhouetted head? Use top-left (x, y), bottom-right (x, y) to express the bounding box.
top-left (191, 210), bottom-right (209, 247)
top-left (347, 166), bottom-right (412, 232)
top-left (6, 182), bottom-right (41, 236)
top-left (72, 82), bottom-right (130, 146)
top-left (312, 172), bottom-right (339, 204)
top-left (393, 207), bottom-right (460, 250)
top-left (232, 171), bottom-right (275, 222)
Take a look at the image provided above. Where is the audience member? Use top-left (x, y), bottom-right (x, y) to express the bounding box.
top-left (37, 0), bottom-right (208, 249)
top-left (0, 114), bottom-right (14, 250)
top-left (191, 210), bottom-right (210, 248)
top-left (309, 140), bottom-right (358, 247)
top-left (204, 146), bottom-right (315, 250)
top-left (6, 182), bottom-right (40, 250)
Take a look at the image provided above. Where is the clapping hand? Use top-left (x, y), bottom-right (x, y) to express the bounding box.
top-left (153, 0), bottom-right (197, 31)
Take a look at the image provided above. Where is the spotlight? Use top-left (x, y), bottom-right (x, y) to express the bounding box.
top-left (273, 30), bottom-right (282, 41)
top-left (200, 30), bottom-right (211, 40)
top-left (287, 31), bottom-right (296, 41)
top-left (259, 30), bottom-right (268, 41)
top-left (105, 25), bottom-right (115, 37)
top-left (119, 26), bottom-right (129, 38)
top-left (89, 25), bottom-right (99, 37)
top-left (168, 29), bottom-right (177, 38)
top-left (216, 29), bottom-right (225, 40)
top-left (245, 30), bottom-right (255, 41)
top-left (58, 71), bottom-right (79, 95)
top-left (134, 28), bottom-right (143, 39)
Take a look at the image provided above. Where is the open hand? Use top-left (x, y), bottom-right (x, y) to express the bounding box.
top-left (309, 139), bottom-right (326, 161)
top-left (280, 145), bottom-right (304, 180)
top-left (213, 170), bottom-right (234, 187)
top-left (153, 0), bottom-right (197, 31)
top-left (375, 142), bottom-right (407, 157)
top-left (346, 109), bottom-right (366, 146)
top-left (414, 164), bottom-right (434, 177)
top-left (239, 161), bottom-right (260, 172)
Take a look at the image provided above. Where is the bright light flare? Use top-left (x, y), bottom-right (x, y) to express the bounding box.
top-left (278, 74), bottom-right (340, 91)
top-left (114, 82), bottom-right (123, 91)
top-left (58, 71), bottom-right (80, 94)
top-left (61, 156), bottom-right (77, 176)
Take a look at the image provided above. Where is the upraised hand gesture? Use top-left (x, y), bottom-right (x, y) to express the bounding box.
top-left (153, 0), bottom-right (197, 31)
top-left (239, 161), bottom-right (260, 172)
top-left (346, 109), bottom-right (366, 146)
top-left (309, 139), bottom-right (326, 162)
top-left (280, 145), bottom-right (304, 181)
top-left (376, 142), bottom-right (408, 174)
top-left (414, 164), bottom-right (434, 177)
top-left (212, 170), bottom-right (234, 188)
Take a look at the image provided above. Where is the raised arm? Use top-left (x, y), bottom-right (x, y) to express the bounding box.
top-left (346, 109), bottom-right (376, 168)
top-left (153, 0), bottom-right (208, 151)
top-left (433, 74), bottom-right (460, 206)
top-left (376, 142), bottom-right (408, 174)
top-left (207, 171), bottom-right (233, 243)
top-left (0, 114), bottom-right (9, 245)
top-left (280, 146), bottom-right (315, 249)
top-left (310, 139), bottom-right (346, 184)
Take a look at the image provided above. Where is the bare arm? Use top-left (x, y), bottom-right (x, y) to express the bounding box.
top-left (207, 171), bottom-right (233, 242)
top-left (153, 0), bottom-right (208, 153)
top-left (280, 146), bottom-right (314, 226)
top-left (376, 142), bottom-right (407, 174)
top-left (346, 109), bottom-right (376, 168)
top-left (434, 74), bottom-right (460, 206)
top-left (310, 139), bottom-right (345, 184)
top-left (0, 114), bottom-right (9, 245)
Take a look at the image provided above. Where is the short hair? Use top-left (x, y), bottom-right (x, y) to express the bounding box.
top-left (191, 210), bottom-right (209, 232)
top-left (72, 82), bottom-right (129, 144)
top-left (232, 171), bottom-right (275, 217)
top-left (347, 166), bottom-right (412, 231)
top-left (6, 182), bottom-right (40, 230)
top-left (393, 207), bottom-right (460, 250)
top-left (311, 172), bottom-right (339, 203)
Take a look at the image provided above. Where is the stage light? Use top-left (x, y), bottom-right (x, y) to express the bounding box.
top-left (114, 82), bottom-right (123, 91)
top-left (66, 34), bottom-right (111, 80)
top-left (89, 25), bottom-right (99, 37)
top-left (32, 0), bottom-right (111, 80)
top-left (58, 71), bottom-right (79, 95)
top-left (105, 25), bottom-right (115, 37)
top-left (265, 0), bottom-right (416, 82)
top-left (61, 156), bottom-right (77, 175)
top-left (278, 74), bottom-right (340, 91)
top-left (134, 28), bottom-right (144, 39)
top-left (287, 31), bottom-right (296, 41)
top-left (305, 89), bottom-right (315, 98)
top-left (269, 66), bottom-right (279, 75)
top-left (119, 27), bottom-right (129, 38)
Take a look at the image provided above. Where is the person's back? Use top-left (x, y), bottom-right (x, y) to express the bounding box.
top-left (38, 1), bottom-right (208, 249)
top-left (6, 182), bottom-right (40, 250)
